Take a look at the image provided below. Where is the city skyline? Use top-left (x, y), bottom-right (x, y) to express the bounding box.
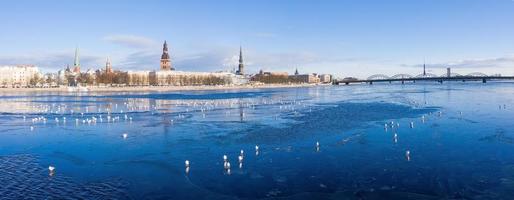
top-left (1, 0), bottom-right (513, 78)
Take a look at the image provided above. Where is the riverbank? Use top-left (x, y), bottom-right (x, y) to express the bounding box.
top-left (0, 84), bottom-right (323, 93)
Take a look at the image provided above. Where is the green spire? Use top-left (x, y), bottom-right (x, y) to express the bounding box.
top-left (74, 47), bottom-right (80, 67)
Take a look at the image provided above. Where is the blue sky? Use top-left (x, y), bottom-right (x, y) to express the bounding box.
top-left (0, 0), bottom-right (513, 78)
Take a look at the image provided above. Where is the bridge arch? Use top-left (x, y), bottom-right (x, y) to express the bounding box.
top-left (466, 72), bottom-right (488, 77)
top-left (416, 73), bottom-right (438, 78)
top-left (391, 74), bottom-right (413, 79)
top-left (440, 73), bottom-right (463, 77)
top-left (367, 74), bottom-right (390, 80)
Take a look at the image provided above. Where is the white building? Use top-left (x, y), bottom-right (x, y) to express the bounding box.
top-left (0, 65), bottom-right (40, 87)
top-left (149, 70), bottom-right (244, 86)
top-left (318, 74), bottom-right (332, 83)
top-left (57, 69), bottom-right (67, 85)
top-left (127, 70), bottom-right (151, 86)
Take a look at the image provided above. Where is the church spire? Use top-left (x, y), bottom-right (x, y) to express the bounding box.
top-left (423, 58), bottom-right (426, 76)
top-left (73, 47), bottom-right (80, 73)
top-left (106, 56), bottom-right (112, 73)
top-left (239, 46), bottom-right (243, 63)
top-left (237, 46), bottom-right (244, 75)
top-left (74, 47), bottom-right (80, 67)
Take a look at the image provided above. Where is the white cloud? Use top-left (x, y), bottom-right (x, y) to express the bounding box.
top-left (103, 34), bottom-right (158, 49)
top-left (402, 55), bottom-right (514, 69)
top-left (0, 52), bottom-right (104, 73)
top-left (2, 42), bottom-right (512, 79)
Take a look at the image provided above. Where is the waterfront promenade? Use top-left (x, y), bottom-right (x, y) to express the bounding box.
top-left (0, 83), bottom-right (318, 93)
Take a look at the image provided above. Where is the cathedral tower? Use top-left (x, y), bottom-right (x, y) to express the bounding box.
top-left (160, 41), bottom-right (173, 71)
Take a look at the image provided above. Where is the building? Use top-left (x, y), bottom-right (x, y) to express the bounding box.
top-left (236, 46), bottom-right (244, 75)
top-left (255, 71), bottom-right (288, 77)
top-left (57, 69), bottom-right (67, 85)
top-left (57, 65), bottom-right (73, 85)
top-left (73, 48), bottom-right (80, 73)
top-left (127, 71), bottom-right (151, 86)
top-left (291, 74), bottom-right (320, 84)
top-left (160, 41), bottom-right (173, 71)
top-left (318, 74), bottom-right (332, 83)
top-left (0, 65), bottom-right (40, 87)
top-left (52, 50), bottom-right (81, 86)
top-left (150, 70), bottom-right (233, 86)
top-left (151, 41), bottom-right (248, 86)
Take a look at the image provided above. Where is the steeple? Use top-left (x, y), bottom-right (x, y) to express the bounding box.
top-left (236, 46), bottom-right (244, 75)
top-left (294, 68), bottom-right (299, 75)
top-left (160, 40), bottom-right (173, 70)
top-left (239, 46), bottom-right (243, 63)
top-left (73, 47), bottom-right (80, 73)
top-left (423, 59), bottom-right (426, 76)
top-left (106, 56), bottom-right (112, 73)
top-left (74, 48), bottom-right (79, 66)
top-left (163, 40), bottom-right (168, 52)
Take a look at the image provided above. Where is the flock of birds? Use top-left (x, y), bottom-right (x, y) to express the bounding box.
top-left (20, 97), bottom-right (312, 176)
top-left (181, 108), bottom-right (455, 175)
top-left (17, 96), bottom-right (509, 177)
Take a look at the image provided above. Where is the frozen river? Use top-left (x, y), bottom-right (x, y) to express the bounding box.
top-left (1, 83), bottom-right (513, 199)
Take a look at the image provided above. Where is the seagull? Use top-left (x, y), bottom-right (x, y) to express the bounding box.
top-left (185, 160), bottom-right (190, 168)
top-left (122, 133), bottom-right (128, 139)
top-left (224, 161), bottom-right (231, 169)
top-left (223, 155), bottom-right (228, 162)
top-left (48, 165), bottom-right (55, 175)
top-left (405, 150), bottom-right (411, 161)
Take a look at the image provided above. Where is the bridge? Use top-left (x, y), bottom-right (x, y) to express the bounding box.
top-left (335, 72), bottom-right (514, 85)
